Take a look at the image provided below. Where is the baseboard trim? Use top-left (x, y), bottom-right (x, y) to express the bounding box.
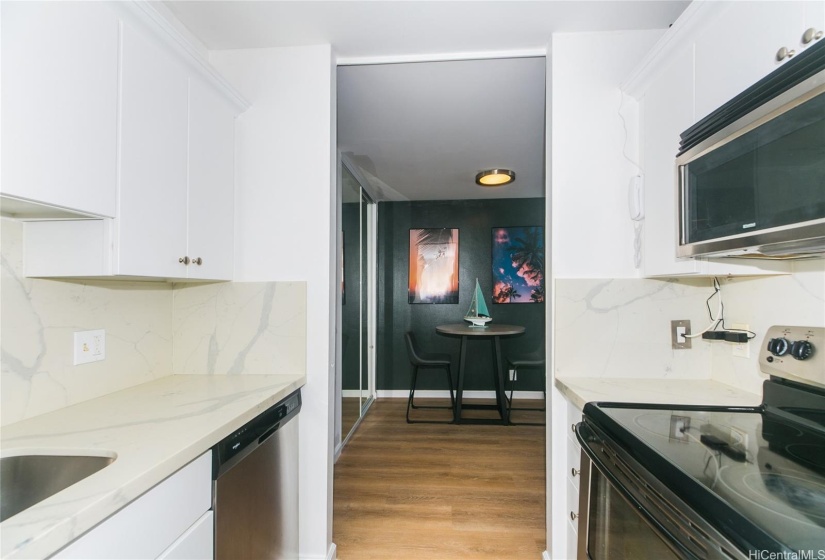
top-left (376, 389), bottom-right (545, 400)
top-left (327, 542), bottom-right (337, 560)
top-left (542, 550), bottom-right (551, 560)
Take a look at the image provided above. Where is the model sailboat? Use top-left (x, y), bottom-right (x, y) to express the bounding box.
top-left (464, 279), bottom-right (492, 327)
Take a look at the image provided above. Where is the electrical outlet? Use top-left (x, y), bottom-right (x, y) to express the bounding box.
top-left (671, 320), bottom-right (692, 349)
top-left (509, 369), bottom-right (516, 381)
top-left (731, 323), bottom-right (750, 358)
top-left (73, 329), bottom-right (105, 365)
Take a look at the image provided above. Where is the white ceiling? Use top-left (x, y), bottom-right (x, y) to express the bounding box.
top-left (164, 1), bottom-right (690, 201)
top-left (338, 57), bottom-right (547, 200)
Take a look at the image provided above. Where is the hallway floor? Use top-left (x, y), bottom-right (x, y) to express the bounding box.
top-left (333, 398), bottom-right (546, 559)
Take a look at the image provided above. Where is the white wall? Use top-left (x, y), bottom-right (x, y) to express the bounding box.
top-left (210, 45), bottom-right (336, 560)
top-left (551, 30), bottom-right (663, 279)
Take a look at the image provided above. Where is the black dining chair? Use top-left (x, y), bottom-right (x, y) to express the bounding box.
top-left (404, 331), bottom-right (456, 424)
top-left (505, 350), bottom-right (546, 426)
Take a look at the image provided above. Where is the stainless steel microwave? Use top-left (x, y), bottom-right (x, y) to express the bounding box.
top-left (676, 65), bottom-right (825, 259)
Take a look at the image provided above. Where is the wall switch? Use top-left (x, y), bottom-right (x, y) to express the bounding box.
top-left (73, 329), bottom-right (105, 365)
top-left (509, 369), bottom-right (516, 381)
top-left (671, 320), bottom-right (692, 349)
top-left (731, 323), bottom-right (750, 358)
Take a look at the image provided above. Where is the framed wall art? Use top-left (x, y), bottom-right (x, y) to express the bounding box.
top-left (492, 226), bottom-right (544, 304)
top-left (408, 228), bottom-right (459, 304)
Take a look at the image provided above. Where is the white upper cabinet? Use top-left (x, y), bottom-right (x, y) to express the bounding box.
top-left (627, 1), bottom-right (811, 278)
top-left (694, 2), bottom-right (810, 122)
top-left (118, 22), bottom-right (191, 278)
top-left (20, 5), bottom-right (246, 281)
top-left (1, 2), bottom-right (118, 217)
top-left (187, 75), bottom-right (237, 281)
top-left (641, 45), bottom-right (699, 277)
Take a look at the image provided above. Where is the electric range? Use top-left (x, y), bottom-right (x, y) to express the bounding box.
top-left (576, 325), bottom-right (825, 560)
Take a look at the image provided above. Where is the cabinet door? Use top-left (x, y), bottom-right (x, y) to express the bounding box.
top-left (157, 511), bottom-right (214, 560)
top-left (187, 76), bottom-right (236, 280)
top-left (0, 1), bottom-right (118, 217)
top-left (118, 22), bottom-right (189, 278)
top-left (694, 2), bottom-right (807, 122)
top-left (642, 45), bottom-right (700, 277)
top-left (53, 452), bottom-right (211, 559)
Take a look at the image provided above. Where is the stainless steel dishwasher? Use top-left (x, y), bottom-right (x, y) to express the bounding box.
top-left (213, 389), bottom-right (301, 560)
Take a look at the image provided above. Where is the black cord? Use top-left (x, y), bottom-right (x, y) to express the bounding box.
top-left (704, 278), bottom-right (757, 340)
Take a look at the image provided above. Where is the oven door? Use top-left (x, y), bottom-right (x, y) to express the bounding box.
top-left (575, 421), bottom-right (746, 560)
top-left (576, 448), bottom-right (685, 560)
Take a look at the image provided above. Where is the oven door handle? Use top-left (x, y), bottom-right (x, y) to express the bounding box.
top-left (574, 421), bottom-right (702, 560)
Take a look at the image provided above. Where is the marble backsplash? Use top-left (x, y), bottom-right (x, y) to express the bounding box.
top-left (711, 260), bottom-right (825, 394)
top-left (172, 281), bottom-right (306, 376)
top-left (554, 277), bottom-right (713, 380)
top-left (555, 264), bottom-right (825, 394)
top-left (1, 218), bottom-right (307, 427)
top-left (1, 218), bottom-right (173, 426)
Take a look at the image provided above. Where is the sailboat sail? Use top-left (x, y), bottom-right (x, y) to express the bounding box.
top-left (464, 279), bottom-right (492, 327)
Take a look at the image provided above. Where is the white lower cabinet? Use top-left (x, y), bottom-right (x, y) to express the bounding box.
top-left (52, 452), bottom-right (212, 560)
top-left (552, 386), bottom-right (583, 560)
top-left (157, 511), bottom-right (213, 560)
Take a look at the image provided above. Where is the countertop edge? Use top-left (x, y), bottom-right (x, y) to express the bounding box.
top-left (554, 376), bottom-right (762, 412)
top-left (1, 374), bottom-right (306, 560)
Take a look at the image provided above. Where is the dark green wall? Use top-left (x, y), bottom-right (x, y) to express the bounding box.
top-left (341, 201), bottom-right (360, 390)
top-left (377, 198), bottom-right (546, 392)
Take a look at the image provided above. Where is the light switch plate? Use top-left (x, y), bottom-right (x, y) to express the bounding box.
top-left (73, 329), bottom-right (105, 365)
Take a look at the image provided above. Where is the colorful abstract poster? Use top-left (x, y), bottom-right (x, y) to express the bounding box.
top-left (492, 226), bottom-right (545, 304)
top-left (409, 228), bottom-right (459, 304)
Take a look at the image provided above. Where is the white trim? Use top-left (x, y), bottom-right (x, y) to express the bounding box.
top-left (327, 543), bottom-right (337, 560)
top-left (341, 389), bottom-right (366, 398)
top-left (620, 1), bottom-right (717, 98)
top-left (118, 1), bottom-right (251, 112)
top-left (542, 551), bottom-right (551, 560)
top-left (337, 48), bottom-right (547, 67)
top-left (377, 390), bottom-right (545, 400)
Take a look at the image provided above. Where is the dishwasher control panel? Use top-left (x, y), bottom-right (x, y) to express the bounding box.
top-left (213, 389), bottom-right (302, 477)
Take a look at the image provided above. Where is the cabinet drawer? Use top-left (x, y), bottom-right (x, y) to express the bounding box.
top-left (568, 436), bottom-right (582, 490)
top-left (567, 477), bottom-right (581, 536)
top-left (157, 510), bottom-right (213, 560)
top-left (567, 401), bottom-right (583, 438)
top-left (53, 452), bottom-right (212, 559)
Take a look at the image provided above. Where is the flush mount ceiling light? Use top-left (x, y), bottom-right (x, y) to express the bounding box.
top-left (475, 169), bottom-right (516, 187)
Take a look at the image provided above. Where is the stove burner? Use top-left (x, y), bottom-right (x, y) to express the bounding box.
top-left (762, 472), bottom-right (825, 527)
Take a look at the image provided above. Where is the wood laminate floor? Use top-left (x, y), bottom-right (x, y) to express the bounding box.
top-left (333, 398), bottom-right (546, 559)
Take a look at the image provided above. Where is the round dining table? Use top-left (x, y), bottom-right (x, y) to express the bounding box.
top-left (435, 323), bottom-right (525, 425)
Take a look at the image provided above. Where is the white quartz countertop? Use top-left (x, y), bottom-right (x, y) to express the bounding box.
top-left (0, 374), bottom-right (305, 560)
top-left (555, 376), bottom-right (762, 411)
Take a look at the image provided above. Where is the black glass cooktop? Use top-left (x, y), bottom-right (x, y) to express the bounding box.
top-left (588, 402), bottom-right (825, 554)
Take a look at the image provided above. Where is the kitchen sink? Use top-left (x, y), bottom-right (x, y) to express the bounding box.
top-left (0, 453), bottom-right (116, 523)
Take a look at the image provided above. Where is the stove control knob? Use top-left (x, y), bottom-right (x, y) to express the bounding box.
top-left (767, 337), bottom-right (790, 356)
top-left (790, 340), bottom-right (814, 361)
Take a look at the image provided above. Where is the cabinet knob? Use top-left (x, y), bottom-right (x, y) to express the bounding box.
top-left (192, 257), bottom-right (203, 266)
top-left (570, 511), bottom-right (579, 521)
top-left (572, 467), bottom-right (580, 477)
top-left (802, 28), bottom-right (824, 44)
top-left (179, 256), bottom-right (190, 265)
top-left (571, 424), bottom-right (576, 433)
top-left (776, 46), bottom-right (796, 61)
